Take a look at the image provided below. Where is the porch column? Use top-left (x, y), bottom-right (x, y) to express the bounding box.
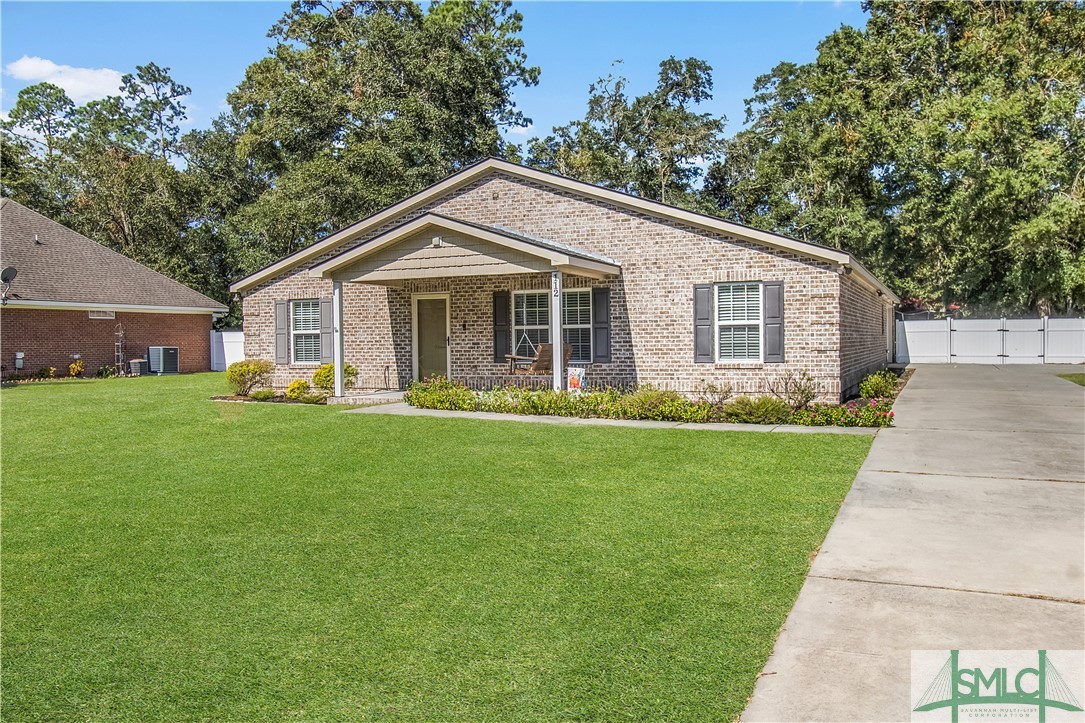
top-left (551, 270), bottom-right (563, 391)
top-left (332, 280), bottom-right (345, 397)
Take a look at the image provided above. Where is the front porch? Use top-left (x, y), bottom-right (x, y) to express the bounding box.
top-left (308, 213), bottom-right (624, 398)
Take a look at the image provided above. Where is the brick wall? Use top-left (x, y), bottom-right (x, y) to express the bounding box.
top-left (839, 273), bottom-right (894, 397)
top-left (242, 172), bottom-right (891, 402)
top-left (0, 308), bottom-right (213, 376)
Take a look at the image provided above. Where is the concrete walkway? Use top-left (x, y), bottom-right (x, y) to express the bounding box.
top-left (344, 401), bottom-right (877, 435)
top-left (743, 365), bottom-right (1085, 722)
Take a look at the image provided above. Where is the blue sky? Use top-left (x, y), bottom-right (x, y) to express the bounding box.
top-left (1, 1), bottom-right (867, 141)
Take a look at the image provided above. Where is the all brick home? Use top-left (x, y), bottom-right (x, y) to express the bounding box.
top-left (231, 159), bottom-right (898, 402)
top-left (0, 198), bottom-right (227, 377)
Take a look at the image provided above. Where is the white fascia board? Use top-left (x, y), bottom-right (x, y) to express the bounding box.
top-left (1, 299), bottom-right (224, 314)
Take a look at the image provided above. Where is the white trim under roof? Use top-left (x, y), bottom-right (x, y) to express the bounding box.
top-left (0, 299), bottom-right (226, 315)
top-left (309, 213), bottom-right (621, 281)
top-left (230, 157), bottom-right (898, 302)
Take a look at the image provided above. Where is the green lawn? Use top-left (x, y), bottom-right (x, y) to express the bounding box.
top-left (1058, 372), bottom-right (1085, 387)
top-left (1, 374), bottom-right (871, 721)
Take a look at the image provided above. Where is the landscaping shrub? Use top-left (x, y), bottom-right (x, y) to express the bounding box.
top-left (696, 381), bottom-right (733, 420)
top-left (285, 379), bottom-right (311, 400)
top-left (722, 396), bottom-right (792, 425)
top-left (37, 367), bottom-right (56, 380)
top-left (67, 359), bottom-right (85, 378)
top-left (404, 376), bottom-right (477, 411)
top-left (765, 370), bottom-right (817, 410)
top-left (793, 399), bottom-right (894, 427)
top-left (95, 365), bottom-right (118, 378)
top-left (226, 359), bottom-right (274, 396)
top-left (312, 363), bottom-right (359, 393)
top-left (858, 369), bottom-right (898, 399)
top-left (248, 389), bottom-right (278, 401)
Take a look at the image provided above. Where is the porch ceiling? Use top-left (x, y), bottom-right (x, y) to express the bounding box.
top-left (309, 213), bottom-right (621, 284)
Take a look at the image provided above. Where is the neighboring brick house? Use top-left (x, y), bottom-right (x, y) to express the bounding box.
top-left (0, 198), bottom-right (227, 377)
top-left (230, 159), bottom-right (898, 402)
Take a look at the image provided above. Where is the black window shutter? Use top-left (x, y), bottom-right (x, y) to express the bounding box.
top-left (274, 300), bottom-right (289, 364)
top-left (591, 287), bottom-right (611, 363)
top-left (319, 297), bottom-right (334, 364)
top-left (763, 281), bottom-right (785, 363)
top-left (694, 284), bottom-right (713, 363)
top-left (493, 291), bottom-right (510, 363)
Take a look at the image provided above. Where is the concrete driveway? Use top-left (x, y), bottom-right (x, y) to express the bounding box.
top-left (743, 365), bottom-right (1085, 722)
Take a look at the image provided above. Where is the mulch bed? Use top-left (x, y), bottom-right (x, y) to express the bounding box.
top-left (210, 395), bottom-right (326, 405)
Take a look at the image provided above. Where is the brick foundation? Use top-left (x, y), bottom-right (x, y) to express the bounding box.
top-left (0, 308), bottom-right (213, 376)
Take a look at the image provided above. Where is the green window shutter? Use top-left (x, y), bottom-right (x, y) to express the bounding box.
top-left (763, 281), bottom-right (785, 363)
top-left (694, 284), bottom-right (713, 363)
top-left (493, 291), bottom-right (510, 363)
top-left (319, 297), bottom-right (333, 364)
top-left (591, 287), bottom-right (611, 363)
top-left (274, 300), bottom-right (289, 364)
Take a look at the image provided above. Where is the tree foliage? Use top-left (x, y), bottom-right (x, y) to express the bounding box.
top-left (704, 0), bottom-right (1085, 314)
top-left (527, 57), bottom-right (725, 206)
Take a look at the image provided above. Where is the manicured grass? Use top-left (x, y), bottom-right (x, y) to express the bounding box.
top-left (1, 374), bottom-right (871, 721)
top-left (1058, 372), bottom-right (1085, 387)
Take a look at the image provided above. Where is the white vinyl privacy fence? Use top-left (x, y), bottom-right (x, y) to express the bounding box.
top-left (210, 330), bottom-right (245, 371)
top-left (895, 317), bottom-right (1085, 364)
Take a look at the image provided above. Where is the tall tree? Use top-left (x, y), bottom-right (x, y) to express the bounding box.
top-left (705, 0), bottom-right (1085, 314)
top-left (527, 57), bottom-right (725, 206)
top-left (120, 63), bottom-right (192, 159)
top-left (224, 0), bottom-right (540, 273)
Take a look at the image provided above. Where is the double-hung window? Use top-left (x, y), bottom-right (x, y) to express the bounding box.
top-left (512, 289), bottom-right (593, 364)
top-left (716, 282), bottom-right (762, 361)
top-left (291, 299), bottom-right (321, 364)
top-left (561, 290), bottom-right (592, 364)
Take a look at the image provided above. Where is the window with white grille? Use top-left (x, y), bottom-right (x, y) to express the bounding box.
top-left (291, 299), bottom-right (321, 363)
top-left (88, 310), bottom-right (116, 319)
top-left (716, 283), bottom-right (762, 361)
top-left (561, 290), bottom-right (592, 363)
top-left (513, 292), bottom-right (550, 357)
top-left (512, 290), bottom-right (593, 363)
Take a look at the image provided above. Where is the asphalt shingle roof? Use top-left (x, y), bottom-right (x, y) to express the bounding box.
top-left (0, 198), bottom-right (226, 311)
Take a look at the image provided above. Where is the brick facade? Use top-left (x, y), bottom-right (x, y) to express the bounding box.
top-left (0, 308), bottom-right (213, 377)
top-left (243, 172), bottom-right (895, 402)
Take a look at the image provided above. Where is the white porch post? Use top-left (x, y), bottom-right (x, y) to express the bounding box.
top-left (332, 280), bottom-right (345, 397)
top-left (551, 270), bottom-right (563, 391)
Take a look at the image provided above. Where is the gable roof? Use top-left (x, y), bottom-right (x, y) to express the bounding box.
top-left (309, 212), bottom-right (621, 281)
top-left (0, 198), bottom-right (227, 313)
top-left (230, 158), bottom-right (898, 301)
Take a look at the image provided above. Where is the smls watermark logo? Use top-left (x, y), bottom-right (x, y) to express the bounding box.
top-left (912, 650), bottom-right (1085, 722)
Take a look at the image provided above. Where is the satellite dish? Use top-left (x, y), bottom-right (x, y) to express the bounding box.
top-left (0, 267), bottom-right (16, 283)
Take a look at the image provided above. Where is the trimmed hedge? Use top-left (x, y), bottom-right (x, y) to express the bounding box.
top-left (404, 377), bottom-right (894, 427)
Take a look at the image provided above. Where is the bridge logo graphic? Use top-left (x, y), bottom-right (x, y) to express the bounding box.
top-left (912, 650), bottom-right (1084, 722)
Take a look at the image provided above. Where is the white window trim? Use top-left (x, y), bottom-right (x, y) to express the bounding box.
top-left (512, 288), bottom-right (593, 364)
top-left (715, 282), bottom-right (764, 363)
top-left (290, 299), bottom-right (321, 366)
top-left (88, 310), bottom-right (116, 319)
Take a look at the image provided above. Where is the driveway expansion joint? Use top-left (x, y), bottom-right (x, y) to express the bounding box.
top-left (806, 574), bottom-right (1085, 606)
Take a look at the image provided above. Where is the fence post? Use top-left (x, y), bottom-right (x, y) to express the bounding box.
top-left (1000, 316), bottom-right (1006, 365)
top-left (946, 316), bottom-right (953, 364)
top-left (1041, 316), bottom-right (1048, 364)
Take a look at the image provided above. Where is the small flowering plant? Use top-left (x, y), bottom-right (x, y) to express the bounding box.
top-left (792, 398), bottom-right (895, 428)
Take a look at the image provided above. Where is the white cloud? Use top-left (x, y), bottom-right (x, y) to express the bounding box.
top-left (507, 123), bottom-right (535, 137)
top-left (5, 55), bottom-right (122, 104)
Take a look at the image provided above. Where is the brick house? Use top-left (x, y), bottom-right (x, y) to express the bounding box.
top-left (0, 198), bottom-right (227, 377)
top-left (230, 159), bottom-right (898, 402)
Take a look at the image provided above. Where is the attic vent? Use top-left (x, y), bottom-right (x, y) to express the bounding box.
top-left (88, 310), bottom-right (116, 319)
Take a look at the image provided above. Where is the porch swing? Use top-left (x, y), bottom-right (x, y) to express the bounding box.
top-left (505, 331), bottom-right (571, 375)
